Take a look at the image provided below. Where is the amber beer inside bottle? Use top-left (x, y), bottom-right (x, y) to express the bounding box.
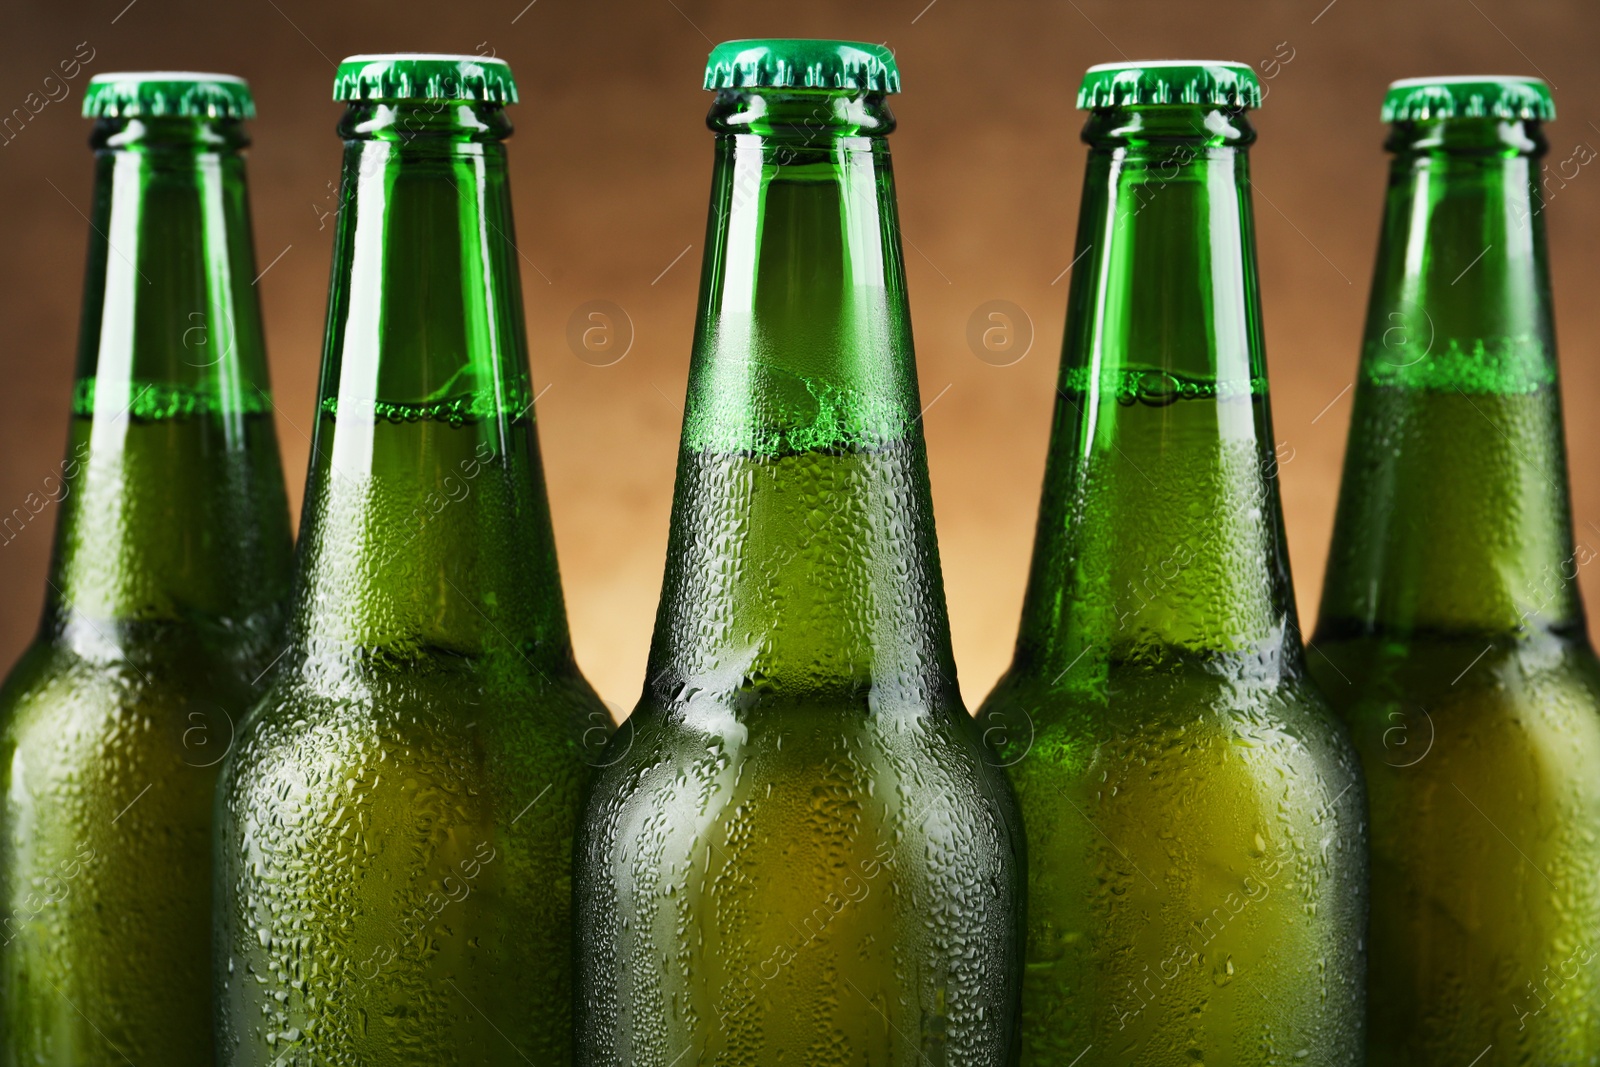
top-left (575, 39), bottom-right (1024, 1067)
top-left (1312, 75), bottom-right (1600, 1066)
top-left (978, 61), bottom-right (1367, 1064)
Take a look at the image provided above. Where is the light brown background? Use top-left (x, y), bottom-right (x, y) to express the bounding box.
top-left (1, 0), bottom-right (1598, 712)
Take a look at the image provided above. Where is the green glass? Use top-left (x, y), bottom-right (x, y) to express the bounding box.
top-left (1311, 76), bottom-right (1600, 1065)
top-left (977, 61), bottom-right (1367, 1065)
top-left (576, 40), bottom-right (1023, 1067)
top-left (214, 55), bottom-right (605, 1066)
top-left (0, 74), bottom-right (293, 1066)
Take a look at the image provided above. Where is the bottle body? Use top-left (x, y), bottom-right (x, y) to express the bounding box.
top-left (1312, 107), bottom-right (1600, 1065)
top-left (978, 96), bottom-right (1366, 1065)
top-left (579, 714), bottom-right (1017, 1066)
top-left (577, 451), bottom-right (1022, 1066)
top-left (214, 86), bottom-right (605, 1066)
top-left (576, 84), bottom-right (1023, 1066)
top-left (1313, 632), bottom-right (1600, 1063)
top-left (0, 108), bottom-right (294, 1066)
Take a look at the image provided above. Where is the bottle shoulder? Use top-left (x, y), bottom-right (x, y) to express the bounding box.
top-left (221, 691), bottom-right (596, 794)
top-left (976, 656), bottom-right (1356, 772)
top-left (979, 651), bottom-right (1336, 724)
top-left (590, 698), bottom-right (1003, 798)
top-left (1310, 629), bottom-right (1600, 721)
top-left (617, 690), bottom-right (979, 746)
top-left (225, 662), bottom-right (608, 784)
top-left (579, 700), bottom-right (1022, 880)
top-left (1315, 632), bottom-right (1600, 813)
top-left (0, 633), bottom-right (247, 790)
top-left (0, 623), bottom-right (257, 720)
top-left (976, 661), bottom-right (1366, 851)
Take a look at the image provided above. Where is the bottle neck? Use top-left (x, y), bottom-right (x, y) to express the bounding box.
top-left (1318, 117), bottom-right (1583, 641)
top-left (644, 89), bottom-right (960, 716)
top-left (42, 116), bottom-right (292, 651)
top-left (290, 102), bottom-right (576, 674)
top-left (1015, 105), bottom-right (1302, 679)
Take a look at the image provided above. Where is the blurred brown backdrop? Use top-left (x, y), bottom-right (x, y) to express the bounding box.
top-left (1, 0), bottom-right (1598, 712)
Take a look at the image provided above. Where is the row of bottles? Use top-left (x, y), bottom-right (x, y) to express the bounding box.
top-left (0, 43), bottom-right (1591, 1067)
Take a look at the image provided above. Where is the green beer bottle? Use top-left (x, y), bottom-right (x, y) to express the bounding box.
top-left (214, 55), bottom-right (606, 1066)
top-left (575, 40), bottom-right (1024, 1067)
top-left (0, 74), bottom-right (293, 1065)
top-left (977, 61), bottom-right (1367, 1063)
top-left (1311, 76), bottom-right (1600, 1065)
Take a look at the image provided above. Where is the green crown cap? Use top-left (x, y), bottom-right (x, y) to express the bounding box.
top-left (1381, 75), bottom-right (1554, 122)
top-left (83, 72), bottom-right (254, 120)
top-left (333, 53), bottom-right (518, 104)
top-left (1078, 60), bottom-right (1261, 110)
top-left (704, 39), bottom-right (900, 94)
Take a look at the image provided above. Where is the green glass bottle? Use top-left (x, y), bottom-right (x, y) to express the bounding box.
top-left (1311, 76), bottom-right (1600, 1065)
top-left (977, 61), bottom-right (1367, 1064)
top-left (214, 55), bottom-right (606, 1066)
top-left (575, 40), bottom-right (1024, 1067)
top-left (0, 73), bottom-right (293, 1066)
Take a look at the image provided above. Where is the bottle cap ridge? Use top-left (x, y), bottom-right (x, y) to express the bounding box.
top-left (704, 39), bottom-right (900, 94)
top-left (333, 54), bottom-right (518, 105)
top-left (1077, 60), bottom-right (1261, 111)
top-left (1381, 75), bottom-right (1553, 123)
top-left (84, 72), bottom-right (254, 120)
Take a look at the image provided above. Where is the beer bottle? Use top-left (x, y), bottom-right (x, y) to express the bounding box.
top-left (977, 61), bottom-right (1367, 1064)
top-left (0, 74), bottom-right (294, 1065)
top-left (214, 55), bottom-right (607, 1065)
top-left (575, 40), bottom-right (1024, 1066)
top-left (1312, 75), bottom-right (1600, 1065)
